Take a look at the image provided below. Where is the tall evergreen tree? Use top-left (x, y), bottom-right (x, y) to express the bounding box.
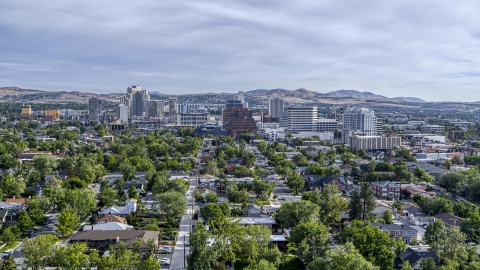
top-left (348, 183), bottom-right (376, 221)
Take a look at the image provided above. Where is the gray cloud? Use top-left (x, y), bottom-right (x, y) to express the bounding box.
top-left (0, 0), bottom-right (479, 101)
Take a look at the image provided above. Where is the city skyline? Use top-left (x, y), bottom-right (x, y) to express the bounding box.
top-left (1, 1), bottom-right (480, 101)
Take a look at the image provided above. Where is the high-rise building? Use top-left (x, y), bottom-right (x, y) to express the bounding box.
top-left (44, 109), bottom-right (60, 121)
top-left (222, 107), bottom-right (257, 137)
top-left (169, 97), bottom-right (178, 119)
top-left (120, 85), bottom-right (150, 118)
top-left (226, 91), bottom-right (248, 109)
top-left (21, 104), bottom-right (31, 119)
top-left (315, 119), bottom-right (338, 131)
top-left (286, 106), bottom-right (318, 132)
top-left (331, 104), bottom-right (351, 123)
top-left (117, 105), bottom-right (129, 122)
top-left (177, 104), bottom-right (203, 114)
top-left (89, 98), bottom-right (102, 123)
top-left (146, 100), bottom-right (165, 118)
top-left (268, 98), bottom-right (284, 118)
top-left (343, 107), bottom-right (377, 143)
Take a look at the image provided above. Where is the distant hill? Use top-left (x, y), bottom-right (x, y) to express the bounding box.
top-left (246, 88), bottom-right (427, 103)
top-left (0, 86), bottom-right (427, 104)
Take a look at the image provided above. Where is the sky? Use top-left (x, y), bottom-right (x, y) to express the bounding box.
top-left (0, 1), bottom-right (480, 101)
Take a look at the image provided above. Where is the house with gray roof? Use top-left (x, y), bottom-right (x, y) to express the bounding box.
top-left (394, 247), bottom-right (439, 270)
top-left (371, 222), bottom-right (418, 244)
top-left (83, 222), bottom-right (133, 231)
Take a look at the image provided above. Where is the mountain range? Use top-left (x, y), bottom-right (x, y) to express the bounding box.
top-left (245, 88), bottom-right (426, 103)
top-left (0, 86), bottom-right (426, 104)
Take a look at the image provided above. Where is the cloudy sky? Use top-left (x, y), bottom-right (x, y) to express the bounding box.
top-left (1, 0), bottom-right (479, 101)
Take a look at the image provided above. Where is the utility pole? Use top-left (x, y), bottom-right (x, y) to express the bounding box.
top-left (184, 234), bottom-right (186, 268)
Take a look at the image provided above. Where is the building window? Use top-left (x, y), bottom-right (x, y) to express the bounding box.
top-left (395, 231), bottom-right (400, 235)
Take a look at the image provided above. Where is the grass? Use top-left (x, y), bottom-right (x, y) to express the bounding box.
top-left (0, 240), bottom-right (22, 252)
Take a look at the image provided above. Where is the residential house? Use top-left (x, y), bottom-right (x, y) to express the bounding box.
top-left (70, 230), bottom-right (159, 250)
top-left (405, 162), bottom-right (448, 180)
top-left (415, 216), bottom-right (435, 226)
top-left (434, 213), bottom-right (462, 227)
top-left (5, 198), bottom-right (27, 204)
top-left (371, 181), bottom-right (402, 200)
top-left (402, 186), bottom-right (436, 200)
top-left (95, 214), bottom-right (125, 224)
top-left (371, 223), bottom-right (418, 244)
top-left (83, 222), bottom-right (133, 231)
top-left (372, 204), bottom-right (395, 219)
top-left (98, 199), bottom-right (137, 218)
top-left (169, 172), bottom-right (189, 180)
top-left (394, 247), bottom-right (440, 270)
top-left (306, 176), bottom-right (351, 192)
top-left (270, 235), bottom-right (287, 251)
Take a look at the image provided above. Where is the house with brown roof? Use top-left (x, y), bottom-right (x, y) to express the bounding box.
top-left (434, 213), bottom-right (462, 227)
top-left (5, 198), bottom-right (27, 204)
top-left (95, 214), bottom-right (125, 224)
top-left (70, 230), bottom-right (159, 250)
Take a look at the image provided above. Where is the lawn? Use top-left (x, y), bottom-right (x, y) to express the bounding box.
top-left (0, 240), bottom-right (22, 252)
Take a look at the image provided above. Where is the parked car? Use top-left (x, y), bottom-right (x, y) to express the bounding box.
top-left (160, 246), bottom-right (172, 254)
top-left (159, 258), bottom-right (171, 265)
top-left (3, 249), bottom-right (13, 258)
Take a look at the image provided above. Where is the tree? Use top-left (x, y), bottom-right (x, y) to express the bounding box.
top-left (286, 172), bottom-right (305, 193)
top-left (254, 167), bottom-right (270, 180)
top-left (414, 166), bottom-right (435, 183)
top-left (244, 259), bottom-right (277, 270)
top-left (128, 186), bottom-right (140, 200)
top-left (424, 220), bottom-right (446, 245)
top-left (205, 192), bottom-right (218, 203)
top-left (238, 225), bottom-right (273, 265)
top-left (275, 165), bottom-right (292, 180)
top-left (51, 242), bottom-right (90, 269)
top-left (120, 163), bottom-right (136, 181)
top-left (0, 227), bottom-right (16, 246)
top-left (290, 220), bottom-right (329, 262)
top-left (201, 203), bottom-right (226, 224)
top-left (303, 186), bottom-right (348, 228)
top-left (308, 242), bottom-right (377, 270)
top-left (154, 191), bottom-right (187, 218)
top-left (400, 261), bottom-right (414, 270)
top-left (437, 171), bottom-right (467, 195)
top-left (57, 207), bottom-right (80, 236)
top-left (203, 160), bottom-right (220, 176)
top-left (420, 257), bottom-right (437, 270)
top-left (18, 211), bottom-right (34, 231)
top-left (430, 225), bottom-right (469, 264)
top-left (0, 253), bottom-right (16, 270)
top-left (349, 183), bottom-right (376, 221)
top-left (384, 210), bottom-right (393, 224)
top-left (33, 154), bottom-right (57, 178)
top-left (22, 234), bottom-right (58, 270)
top-left (0, 173), bottom-right (26, 198)
top-left (339, 222), bottom-right (406, 270)
top-left (140, 256), bottom-right (161, 270)
top-left (275, 200), bottom-right (319, 229)
top-left (99, 186), bottom-right (118, 207)
top-left (325, 166), bottom-right (343, 176)
top-left (187, 223), bottom-right (221, 270)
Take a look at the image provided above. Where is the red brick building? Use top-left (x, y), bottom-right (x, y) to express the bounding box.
top-left (222, 107), bottom-right (257, 137)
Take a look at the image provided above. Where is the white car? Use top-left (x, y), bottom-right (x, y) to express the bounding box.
top-left (159, 258), bottom-right (171, 265)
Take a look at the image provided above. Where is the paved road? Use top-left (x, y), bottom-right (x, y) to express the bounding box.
top-left (169, 170), bottom-right (197, 269)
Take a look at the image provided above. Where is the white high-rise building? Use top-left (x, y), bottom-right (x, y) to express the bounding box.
top-left (286, 106), bottom-right (318, 132)
top-left (120, 85), bottom-right (150, 118)
top-left (343, 107), bottom-right (377, 143)
top-left (269, 98), bottom-right (284, 118)
top-left (117, 105), bottom-right (129, 122)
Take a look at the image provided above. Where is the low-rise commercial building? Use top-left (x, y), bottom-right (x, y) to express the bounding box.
top-left (349, 135), bottom-right (401, 151)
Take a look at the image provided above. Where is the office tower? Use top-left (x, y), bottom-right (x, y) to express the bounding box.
top-left (286, 106), bottom-right (318, 132)
top-left (343, 107), bottom-right (377, 142)
top-left (331, 104), bottom-right (351, 123)
top-left (44, 109), bottom-right (60, 121)
top-left (226, 91), bottom-right (248, 109)
top-left (120, 85), bottom-right (150, 118)
top-left (222, 108), bottom-right (257, 137)
top-left (169, 97), bottom-right (178, 119)
top-left (21, 104), bottom-right (31, 119)
top-left (269, 98), bottom-right (284, 118)
top-left (117, 105), bottom-right (129, 122)
top-left (89, 98), bottom-right (102, 123)
top-left (145, 100), bottom-right (165, 118)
